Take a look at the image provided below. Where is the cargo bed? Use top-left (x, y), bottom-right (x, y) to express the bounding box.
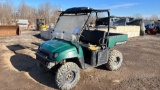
top-left (107, 33), bottom-right (128, 48)
top-left (80, 30), bottom-right (128, 48)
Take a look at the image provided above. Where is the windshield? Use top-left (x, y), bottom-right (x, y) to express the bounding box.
top-left (52, 15), bottom-right (88, 41)
top-left (55, 15), bottom-right (88, 33)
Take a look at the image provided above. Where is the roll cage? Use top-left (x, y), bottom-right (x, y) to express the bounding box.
top-left (58, 7), bottom-right (110, 41)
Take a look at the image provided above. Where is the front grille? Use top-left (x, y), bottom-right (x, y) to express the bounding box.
top-left (39, 49), bottom-right (50, 59)
top-left (37, 55), bottom-right (49, 65)
top-left (39, 50), bottom-right (49, 56)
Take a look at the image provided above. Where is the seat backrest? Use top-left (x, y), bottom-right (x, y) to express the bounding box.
top-left (95, 17), bottom-right (109, 26)
top-left (80, 30), bottom-right (106, 45)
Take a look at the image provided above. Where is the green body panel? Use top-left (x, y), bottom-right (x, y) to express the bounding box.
top-left (40, 39), bottom-right (84, 62)
top-left (107, 34), bottom-right (128, 48)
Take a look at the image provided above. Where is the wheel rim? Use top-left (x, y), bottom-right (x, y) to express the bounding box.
top-left (65, 71), bottom-right (75, 84)
top-left (115, 57), bottom-right (120, 65)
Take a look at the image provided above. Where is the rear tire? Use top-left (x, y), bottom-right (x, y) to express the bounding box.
top-left (106, 50), bottom-right (123, 71)
top-left (55, 62), bottom-right (80, 90)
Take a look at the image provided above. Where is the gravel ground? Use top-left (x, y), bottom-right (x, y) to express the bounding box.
top-left (0, 30), bottom-right (160, 90)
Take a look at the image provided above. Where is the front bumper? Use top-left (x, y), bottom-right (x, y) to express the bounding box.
top-left (36, 51), bottom-right (56, 69)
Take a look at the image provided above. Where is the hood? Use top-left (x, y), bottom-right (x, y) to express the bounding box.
top-left (40, 39), bottom-right (75, 53)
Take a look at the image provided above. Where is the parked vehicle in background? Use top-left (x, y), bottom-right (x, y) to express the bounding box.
top-left (155, 21), bottom-right (160, 33)
top-left (145, 24), bottom-right (157, 35)
top-left (16, 19), bottom-right (29, 30)
top-left (36, 19), bottom-right (46, 31)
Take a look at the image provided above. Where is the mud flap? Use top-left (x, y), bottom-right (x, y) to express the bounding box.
top-left (97, 49), bottom-right (109, 66)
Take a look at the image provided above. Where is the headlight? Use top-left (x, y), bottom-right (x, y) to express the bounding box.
top-left (53, 53), bottom-right (59, 58)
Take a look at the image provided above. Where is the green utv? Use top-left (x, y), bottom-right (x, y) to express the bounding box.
top-left (36, 7), bottom-right (128, 90)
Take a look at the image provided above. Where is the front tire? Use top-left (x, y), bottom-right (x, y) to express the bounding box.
top-left (106, 50), bottom-right (123, 71)
top-left (55, 62), bottom-right (80, 90)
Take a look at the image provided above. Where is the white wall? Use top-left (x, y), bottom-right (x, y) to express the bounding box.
top-left (100, 26), bottom-right (140, 38)
top-left (40, 26), bottom-right (140, 39)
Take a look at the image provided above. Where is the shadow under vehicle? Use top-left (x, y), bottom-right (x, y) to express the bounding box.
top-left (36, 7), bottom-right (128, 90)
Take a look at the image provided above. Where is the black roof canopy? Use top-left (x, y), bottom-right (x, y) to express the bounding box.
top-left (62, 7), bottom-right (109, 14)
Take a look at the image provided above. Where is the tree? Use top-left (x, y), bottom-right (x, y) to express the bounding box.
top-left (18, 1), bottom-right (28, 19)
top-left (0, 0), bottom-right (60, 25)
top-left (144, 17), bottom-right (150, 20)
top-left (37, 2), bottom-right (51, 24)
top-left (0, 0), bottom-right (15, 24)
top-left (150, 14), bottom-right (159, 21)
top-left (133, 14), bottom-right (143, 19)
top-left (50, 5), bottom-right (61, 24)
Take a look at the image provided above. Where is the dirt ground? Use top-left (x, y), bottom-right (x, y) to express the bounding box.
top-left (0, 30), bottom-right (160, 90)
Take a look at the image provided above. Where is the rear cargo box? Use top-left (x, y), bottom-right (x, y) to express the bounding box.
top-left (107, 33), bottom-right (128, 48)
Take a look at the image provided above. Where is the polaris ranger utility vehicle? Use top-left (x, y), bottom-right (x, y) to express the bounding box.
top-left (36, 7), bottom-right (128, 90)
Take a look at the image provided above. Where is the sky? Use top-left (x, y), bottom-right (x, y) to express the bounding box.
top-left (1, 0), bottom-right (160, 17)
